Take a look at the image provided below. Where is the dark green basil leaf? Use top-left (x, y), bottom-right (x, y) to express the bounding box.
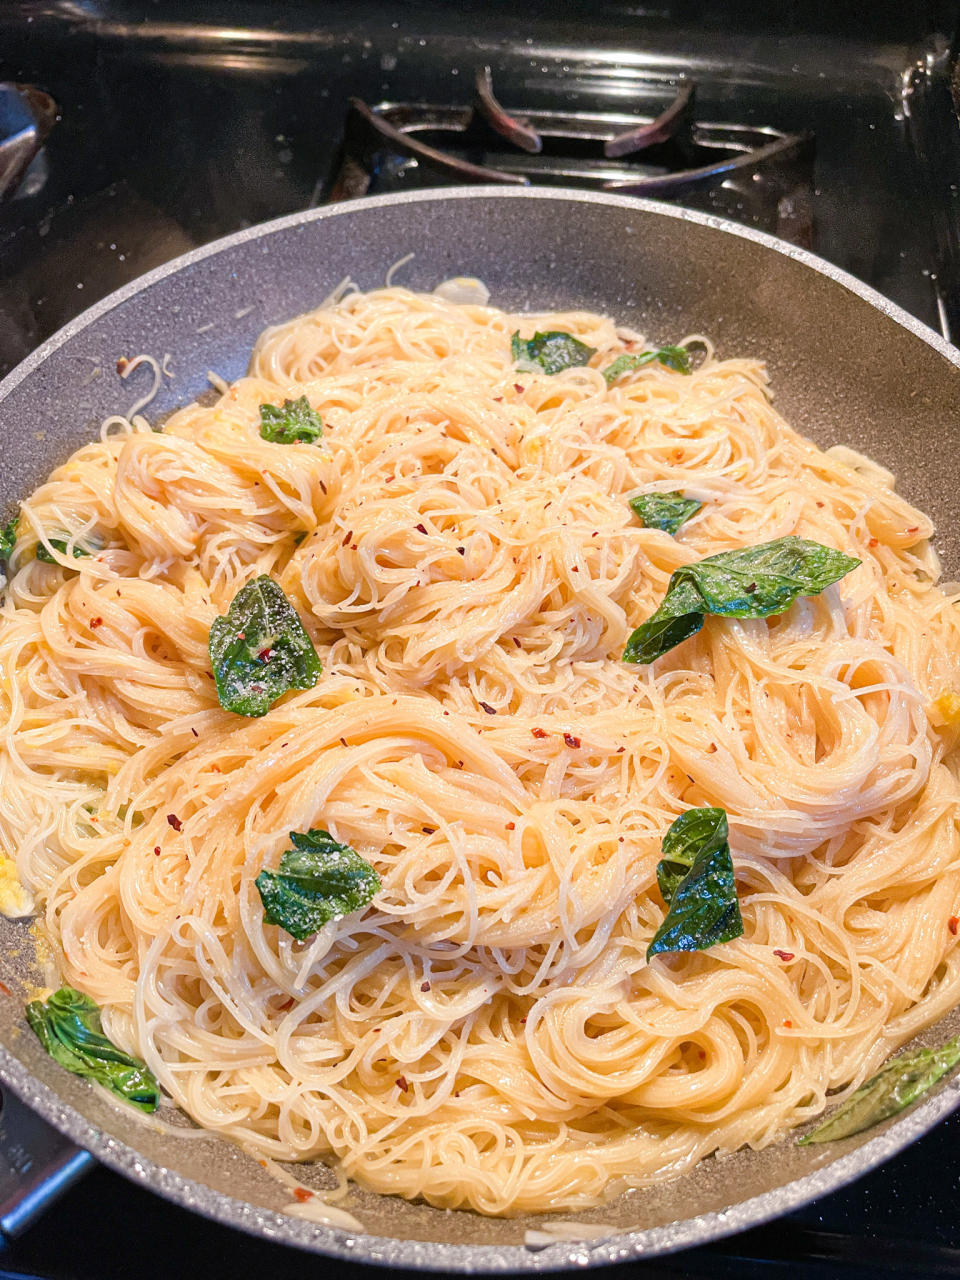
top-left (256, 828), bottom-right (381, 940)
top-left (648, 807), bottom-right (742, 959)
top-left (800, 1033), bottom-right (960, 1145)
top-left (656, 807), bottom-right (728, 905)
top-left (630, 491), bottom-right (702, 535)
top-left (510, 330), bottom-right (597, 375)
top-left (259, 396), bottom-right (323, 444)
top-left (26, 986), bottom-right (159, 1112)
top-left (209, 575), bottom-right (321, 717)
top-left (35, 538), bottom-right (91, 564)
top-left (0, 514), bottom-right (18, 564)
top-left (604, 345), bottom-right (693, 384)
top-left (623, 536), bottom-right (861, 665)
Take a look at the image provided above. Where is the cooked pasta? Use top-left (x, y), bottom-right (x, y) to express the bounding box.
top-left (2, 284), bottom-right (960, 1216)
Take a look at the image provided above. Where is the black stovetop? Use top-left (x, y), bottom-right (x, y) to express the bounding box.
top-left (1, 3), bottom-right (959, 1276)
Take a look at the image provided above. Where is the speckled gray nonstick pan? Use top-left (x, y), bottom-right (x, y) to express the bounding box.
top-left (1, 188), bottom-right (960, 1269)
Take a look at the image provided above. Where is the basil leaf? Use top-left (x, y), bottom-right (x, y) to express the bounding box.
top-left (800, 1033), bottom-right (960, 1145)
top-left (35, 538), bottom-right (91, 564)
top-left (510, 330), bottom-right (597, 375)
top-left (648, 807), bottom-right (743, 959)
top-left (259, 396), bottom-right (323, 444)
top-left (630, 491), bottom-right (702, 535)
top-left (255, 828), bottom-right (381, 940)
top-left (623, 536), bottom-right (861, 665)
top-left (26, 986), bottom-right (160, 1112)
top-left (0, 515), bottom-right (18, 563)
top-left (657, 807), bottom-right (728, 905)
top-left (604, 345), bottom-right (693, 384)
top-left (209, 575), bottom-right (321, 717)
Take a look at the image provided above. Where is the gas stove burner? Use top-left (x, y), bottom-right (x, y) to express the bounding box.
top-left (326, 68), bottom-right (814, 244)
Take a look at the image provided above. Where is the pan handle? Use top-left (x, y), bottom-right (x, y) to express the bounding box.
top-left (0, 1087), bottom-right (93, 1236)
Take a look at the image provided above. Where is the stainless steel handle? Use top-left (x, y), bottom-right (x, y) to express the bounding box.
top-left (0, 1087), bottom-right (93, 1236)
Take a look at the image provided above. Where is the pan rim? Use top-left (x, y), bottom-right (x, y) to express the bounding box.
top-left (1, 184), bottom-right (959, 1269)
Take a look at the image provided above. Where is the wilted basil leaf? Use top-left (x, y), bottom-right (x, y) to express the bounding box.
top-left (656, 807), bottom-right (728, 905)
top-left (800, 1033), bottom-right (960, 1145)
top-left (0, 514), bottom-right (18, 563)
top-left (259, 396), bottom-right (323, 444)
top-left (630, 491), bottom-right (702, 535)
top-left (510, 330), bottom-right (597, 375)
top-left (35, 538), bottom-right (92, 564)
top-left (209, 575), bottom-right (321, 717)
top-left (624, 536), bottom-right (861, 665)
top-left (604, 345), bottom-right (694, 384)
top-left (26, 986), bottom-right (160, 1112)
top-left (256, 828), bottom-right (381, 940)
top-left (648, 807), bottom-right (742, 959)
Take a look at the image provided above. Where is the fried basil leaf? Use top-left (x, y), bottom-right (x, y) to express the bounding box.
top-left (26, 986), bottom-right (160, 1112)
top-left (800, 1033), bottom-right (960, 1145)
top-left (510, 330), bottom-right (597, 375)
top-left (648, 807), bottom-right (742, 959)
top-left (256, 828), bottom-right (381, 940)
top-left (209, 575), bottom-right (321, 717)
top-left (0, 514), bottom-right (18, 563)
top-left (629, 491), bottom-right (702, 535)
top-left (623, 536), bottom-right (861, 665)
top-left (35, 538), bottom-right (92, 564)
top-left (604, 345), bottom-right (693, 384)
top-left (259, 395), bottom-right (324, 444)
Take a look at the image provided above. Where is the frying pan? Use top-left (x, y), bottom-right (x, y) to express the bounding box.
top-left (1, 187), bottom-right (959, 1269)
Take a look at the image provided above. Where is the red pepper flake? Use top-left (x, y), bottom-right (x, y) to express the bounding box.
top-left (277, 996), bottom-right (295, 1011)
top-left (505, 822), bottom-right (515, 831)
top-left (416, 523), bottom-right (428, 535)
top-left (511, 636), bottom-right (522, 649)
top-left (420, 981), bottom-right (431, 992)
top-left (191, 727), bottom-right (199, 738)
top-left (456, 760), bottom-right (464, 768)
top-left (773, 949), bottom-right (794, 961)
top-left (342, 529), bottom-right (353, 546)
top-left (0, 980), bottom-right (12, 996)
top-left (907, 526), bottom-right (919, 534)
top-left (166, 814), bottom-right (183, 832)
top-left (513, 384), bottom-right (525, 394)
top-left (816, 501), bottom-right (824, 508)
top-left (783, 1019), bottom-right (793, 1028)
top-left (697, 1048), bottom-right (706, 1061)
top-left (949, 916), bottom-right (959, 935)
top-left (154, 846), bottom-right (161, 856)
top-left (258, 648), bottom-right (273, 662)
top-left (422, 826), bottom-right (436, 835)
top-left (479, 701), bottom-right (497, 715)
top-left (339, 736), bottom-right (349, 748)
top-left (616, 745), bottom-right (625, 753)
top-left (89, 616), bottom-right (103, 629)
top-left (706, 743), bottom-right (717, 753)
top-left (868, 537), bottom-right (879, 548)
top-left (456, 546), bottom-right (465, 555)
top-left (318, 478), bottom-right (328, 495)
top-left (384, 475), bottom-right (394, 484)
top-left (531, 727), bottom-right (548, 739)
top-left (571, 566), bottom-right (579, 573)
top-left (396, 1075), bottom-right (409, 1093)
top-left (493, 396), bottom-right (503, 402)
top-left (236, 632), bottom-right (245, 640)
top-left (563, 733), bottom-right (581, 749)
top-left (292, 1187), bottom-right (314, 1203)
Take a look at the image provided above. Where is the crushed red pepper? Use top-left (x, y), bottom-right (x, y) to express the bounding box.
top-left (166, 814), bottom-right (183, 832)
top-left (773, 949), bottom-right (795, 961)
top-left (563, 733), bottom-right (581, 749)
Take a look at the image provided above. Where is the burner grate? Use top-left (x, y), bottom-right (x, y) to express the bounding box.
top-left (325, 69), bottom-right (814, 246)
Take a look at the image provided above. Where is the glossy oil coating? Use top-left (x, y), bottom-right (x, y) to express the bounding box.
top-left (0, 188), bottom-right (958, 1269)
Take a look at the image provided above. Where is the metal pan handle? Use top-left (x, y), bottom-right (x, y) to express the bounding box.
top-left (0, 1087), bottom-right (93, 1236)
